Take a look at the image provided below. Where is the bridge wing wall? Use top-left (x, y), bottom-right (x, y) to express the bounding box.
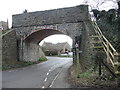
top-left (2, 30), bottom-right (17, 65)
top-left (12, 5), bottom-right (88, 28)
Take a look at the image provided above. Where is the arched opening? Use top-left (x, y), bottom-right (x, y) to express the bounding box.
top-left (20, 29), bottom-right (73, 61)
top-left (39, 34), bottom-right (72, 57)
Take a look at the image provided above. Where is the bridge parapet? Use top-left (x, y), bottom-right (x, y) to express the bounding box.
top-left (12, 5), bottom-right (88, 28)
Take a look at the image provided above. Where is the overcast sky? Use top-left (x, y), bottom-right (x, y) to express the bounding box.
top-left (0, 0), bottom-right (117, 46)
top-left (0, 0), bottom-right (85, 26)
top-left (0, 0), bottom-right (117, 24)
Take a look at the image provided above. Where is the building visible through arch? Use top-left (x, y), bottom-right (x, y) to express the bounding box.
top-left (41, 41), bottom-right (71, 56)
top-left (12, 5), bottom-right (90, 64)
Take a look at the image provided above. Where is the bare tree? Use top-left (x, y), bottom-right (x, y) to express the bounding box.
top-left (117, 0), bottom-right (120, 16)
top-left (83, 0), bottom-right (117, 10)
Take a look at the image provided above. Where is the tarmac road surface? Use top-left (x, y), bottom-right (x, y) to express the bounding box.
top-left (2, 57), bottom-right (73, 88)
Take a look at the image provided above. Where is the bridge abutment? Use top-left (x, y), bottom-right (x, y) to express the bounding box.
top-left (2, 30), bottom-right (18, 65)
top-left (18, 39), bottom-right (45, 61)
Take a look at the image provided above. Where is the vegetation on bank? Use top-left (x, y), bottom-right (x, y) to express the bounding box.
top-left (2, 57), bottom-right (47, 70)
top-left (68, 65), bottom-right (117, 87)
top-left (92, 8), bottom-right (119, 51)
top-left (38, 56), bottom-right (48, 61)
top-left (69, 8), bottom-right (119, 87)
top-left (2, 30), bottom-right (10, 34)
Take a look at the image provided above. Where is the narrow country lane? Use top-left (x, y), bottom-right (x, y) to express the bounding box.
top-left (2, 57), bottom-right (73, 88)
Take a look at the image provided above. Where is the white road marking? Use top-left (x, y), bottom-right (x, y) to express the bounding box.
top-left (9, 71), bottom-right (12, 72)
top-left (49, 84), bottom-right (52, 87)
top-left (50, 67), bottom-right (53, 69)
top-left (49, 72), bottom-right (60, 88)
top-left (49, 64), bottom-right (60, 72)
top-left (42, 86), bottom-right (45, 88)
top-left (47, 72), bottom-right (49, 76)
top-left (49, 69), bottom-right (51, 72)
top-left (49, 66), bottom-right (64, 88)
top-left (51, 65), bottom-right (56, 69)
top-left (44, 77), bottom-right (47, 82)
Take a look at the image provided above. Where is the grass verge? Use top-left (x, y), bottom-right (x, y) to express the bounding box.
top-left (2, 57), bottom-right (47, 71)
top-left (68, 64), bottom-right (117, 88)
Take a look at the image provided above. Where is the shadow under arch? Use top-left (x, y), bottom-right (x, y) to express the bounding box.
top-left (20, 29), bottom-right (73, 61)
top-left (25, 29), bottom-right (67, 44)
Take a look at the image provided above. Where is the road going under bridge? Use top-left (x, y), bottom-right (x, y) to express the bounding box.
top-left (2, 5), bottom-right (120, 87)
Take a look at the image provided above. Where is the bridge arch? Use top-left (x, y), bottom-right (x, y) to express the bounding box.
top-left (25, 29), bottom-right (65, 44)
top-left (12, 5), bottom-right (89, 63)
top-left (15, 22), bottom-right (84, 61)
top-left (19, 27), bottom-right (74, 61)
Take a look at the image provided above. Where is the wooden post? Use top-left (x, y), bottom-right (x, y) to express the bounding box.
top-left (117, 77), bottom-right (120, 87)
top-left (72, 42), bottom-right (76, 64)
top-left (106, 41), bottom-right (110, 63)
top-left (76, 48), bottom-right (80, 78)
top-left (75, 43), bottom-right (80, 78)
top-left (117, 54), bottom-right (120, 87)
top-left (97, 51), bottom-right (102, 76)
top-left (99, 57), bottom-right (102, 76)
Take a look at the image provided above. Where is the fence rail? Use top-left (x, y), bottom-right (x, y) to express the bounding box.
top-left (91, 20), bottom-right (119, 75)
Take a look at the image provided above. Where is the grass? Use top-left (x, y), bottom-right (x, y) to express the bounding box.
top-left (2, 30), bottom-right (9, 34)
top-left (73, 70), bottom-right (100, 86)
top-left (69, 65), bottom-right (97, 86)
top-left (77, 72), bottom-right (92, 78)
top-left (69, 65), bottom-right (117, 87)
top-left (2, 57), bottom-right (48, 70)
top-left (38, 57), bottom-right (48, 61)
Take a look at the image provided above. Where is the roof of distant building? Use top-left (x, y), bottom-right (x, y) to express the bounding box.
top-left (42, 42), bottom-right (71, 51)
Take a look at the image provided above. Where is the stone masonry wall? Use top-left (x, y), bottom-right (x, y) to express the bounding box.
top-left (16, 22), bottom-right (84, 61)
top-left (2, 30), bottom-right (17, 65)
top-left (79, 20), bottom-right (96, 71)
top-left (14, 22), bottom-right (84, 40)
top-left (12, 5), bottom-right (88, 28)
top-left (0, 31), bottom-right (2, 67)
top-left (22, 41), bottom-right (43, 61)
top-left (11, 5), bottom-right (89, 63)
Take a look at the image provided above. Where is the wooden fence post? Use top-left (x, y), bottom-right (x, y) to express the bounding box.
top-left (114, 53), bottom-right (120, 87)
top-left (106, 41), bottom-right (110, 64)
top-left (96, 51), bottom-right (103, 76)
top-left (75, 43), bottom-right (80, 78)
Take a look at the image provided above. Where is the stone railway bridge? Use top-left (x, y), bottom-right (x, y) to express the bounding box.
top-left (2, 4), bottom-right (120, 86)
top-left (2, 5), bottom-right (96, 71)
